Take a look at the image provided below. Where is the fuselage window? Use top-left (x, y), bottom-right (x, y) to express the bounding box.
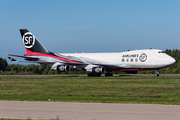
top-left (126, 59), bottom-right (129, 62)
top-left (122, 59), bottom-right (125, 62)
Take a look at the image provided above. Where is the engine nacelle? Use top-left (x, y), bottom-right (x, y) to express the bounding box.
top-left (92, 67), bottom-right (105, 74)
top-left (57, 64), bottom-right (70, 72)
top-left (51, 62), bottom-right (70, 73)
top-left (85, 65), bottom-right (105, 74)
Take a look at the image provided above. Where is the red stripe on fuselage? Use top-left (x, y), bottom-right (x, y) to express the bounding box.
top-left (24, 49), bottom-right (79, 63)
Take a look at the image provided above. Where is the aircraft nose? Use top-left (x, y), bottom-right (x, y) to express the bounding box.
top-left (170, 57), bottom-right (176, 65)
top-left (162, 56), bottom-right (176, 66)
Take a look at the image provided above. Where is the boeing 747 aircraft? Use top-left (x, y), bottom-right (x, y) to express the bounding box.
top-left (8, 29), bottom-right (176, 76)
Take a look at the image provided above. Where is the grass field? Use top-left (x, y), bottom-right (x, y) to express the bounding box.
top-left (0, 76), bottom-right (180, 105)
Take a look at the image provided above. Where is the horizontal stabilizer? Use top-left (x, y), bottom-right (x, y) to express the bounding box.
top-left (7, 54), bottom-right (24, 58)
top-left (7, 54), bottom-right (40, 60)
top-left (8, 57), bottom-right (18, 62)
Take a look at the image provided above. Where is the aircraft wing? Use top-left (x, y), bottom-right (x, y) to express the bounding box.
top-left (7, 54), bottom-right (88, 65)
top-left (7, 54), bottom-right (127, 69)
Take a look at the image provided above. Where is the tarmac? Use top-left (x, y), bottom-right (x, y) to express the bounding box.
top-left (0, 101), bottom-right (180, 120)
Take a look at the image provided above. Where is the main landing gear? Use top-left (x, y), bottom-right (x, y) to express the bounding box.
top-left (105, 71), bottom-right (113, 76)
top-left (154, 69), bottom-right (159, 77)
top-left (87, 71), bottom-right (113, 77)
top-left (87, 73), bottom-right (101, 77)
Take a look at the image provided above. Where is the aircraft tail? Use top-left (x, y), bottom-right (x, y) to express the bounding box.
top-left (20, 29), bottom-right (52, 55)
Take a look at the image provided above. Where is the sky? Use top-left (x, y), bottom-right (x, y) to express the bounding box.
top-left (0, 0), bottom-right (180, 64)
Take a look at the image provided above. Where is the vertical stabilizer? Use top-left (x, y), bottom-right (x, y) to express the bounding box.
top-left (20, 29), bottom-right (51, 55)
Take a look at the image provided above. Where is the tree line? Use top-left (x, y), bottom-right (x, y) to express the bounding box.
top-left (0, 49), bottom-right (180, 75)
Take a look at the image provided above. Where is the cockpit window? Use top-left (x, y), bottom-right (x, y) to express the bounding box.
top-left (158, 51), bottom-right (165, 53)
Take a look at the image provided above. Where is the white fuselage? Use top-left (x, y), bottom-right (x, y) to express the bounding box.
top-left (62, 49), bottom-right (175, 71)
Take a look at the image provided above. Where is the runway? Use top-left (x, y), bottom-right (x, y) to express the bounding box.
top-left (1, 74), bottom-right (180, 78)
top-left (0, 101), bottom-right (180, 120)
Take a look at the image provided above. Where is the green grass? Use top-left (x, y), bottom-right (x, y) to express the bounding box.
top-left (0, 77), bottom-right (180, 104)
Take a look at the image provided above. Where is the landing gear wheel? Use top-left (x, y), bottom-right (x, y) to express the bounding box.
top-left (105, 72), bottom-right (113, 76)
top-left (88, 73), bottom-right (93, 77)
top-left (96, 73), bottom-right (101, 77)
top-left (154, 69), bottom-right (160, 77)
top-left (154, 73), bottom-right (159, 77)
top-left (87, 73), bottom-right (101, 77)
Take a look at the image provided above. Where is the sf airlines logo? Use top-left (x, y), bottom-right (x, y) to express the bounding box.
top-left (139, 54), bottom-right (147, 62)
top-left (23, 32), bottom-right (35, 48)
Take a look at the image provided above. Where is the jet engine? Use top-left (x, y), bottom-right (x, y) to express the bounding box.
top-left (57, 64), bottom-right (70, 72)
top-left (92, 67), bottom-right (105, 74)
top-left (85, 65), bottom-right (106, 74)
top-left (51, 62), bottom-right (70, 73)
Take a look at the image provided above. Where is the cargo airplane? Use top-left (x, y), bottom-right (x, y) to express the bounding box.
top-left (8, 29), bottom-right (176, 77)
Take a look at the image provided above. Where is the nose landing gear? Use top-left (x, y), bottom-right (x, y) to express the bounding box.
top-left (154, 69), bottom-right (159, 77)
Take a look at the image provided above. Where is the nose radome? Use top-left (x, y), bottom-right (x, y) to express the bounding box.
top-left (164, 56), bottom-right (176, 65)
top-left (170, 57), bottom-right (176, 64)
